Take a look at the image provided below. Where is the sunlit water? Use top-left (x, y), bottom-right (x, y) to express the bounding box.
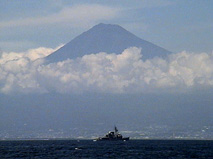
top-left (0, 140), bottom-right (212, 158)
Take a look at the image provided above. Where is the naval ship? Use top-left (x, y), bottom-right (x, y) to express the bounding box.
top-left (96, 126), bottom-right (129, 141)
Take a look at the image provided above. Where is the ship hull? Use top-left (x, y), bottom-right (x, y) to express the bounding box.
top-left (97, 137), bottom-right (129, 141)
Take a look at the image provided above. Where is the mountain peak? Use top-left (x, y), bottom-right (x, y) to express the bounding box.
top-left (46, 23), bottom-right (171, 63)
top-left (94, 23), bottom-right (122, 28)
top-left (87, 23), bottom-right (127, 34)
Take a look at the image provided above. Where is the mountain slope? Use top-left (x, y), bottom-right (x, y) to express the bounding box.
top-left (46, 23), bottom-right (171, 63)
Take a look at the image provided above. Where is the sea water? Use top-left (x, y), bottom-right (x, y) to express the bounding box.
top-left (0, 140), bottom-right (212, 158)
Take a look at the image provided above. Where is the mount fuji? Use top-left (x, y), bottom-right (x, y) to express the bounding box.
top-left (46, 23), bottom-right (171, 63)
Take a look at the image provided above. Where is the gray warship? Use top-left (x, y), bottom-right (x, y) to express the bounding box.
top-left (97, 126), bottom-right (129, 141)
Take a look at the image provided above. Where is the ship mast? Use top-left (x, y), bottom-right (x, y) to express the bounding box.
top-left (114, 126), bottom-right (118, 135)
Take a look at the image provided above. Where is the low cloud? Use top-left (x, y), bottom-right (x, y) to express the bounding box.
top-left (0, 46), bottom-right (213, 94)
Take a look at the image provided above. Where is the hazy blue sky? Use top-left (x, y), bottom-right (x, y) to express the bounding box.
top-left (0, 0), bottom-right (212, 53)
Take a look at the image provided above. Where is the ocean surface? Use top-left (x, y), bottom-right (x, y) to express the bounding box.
top-left (0, 140), bottom-right (212, 159)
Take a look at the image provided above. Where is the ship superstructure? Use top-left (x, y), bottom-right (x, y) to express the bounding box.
top-left (97, 126), bottom-right (129, 141)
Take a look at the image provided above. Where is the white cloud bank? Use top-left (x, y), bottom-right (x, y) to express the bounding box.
top-left (0, 47), bottom-right (213, 94)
